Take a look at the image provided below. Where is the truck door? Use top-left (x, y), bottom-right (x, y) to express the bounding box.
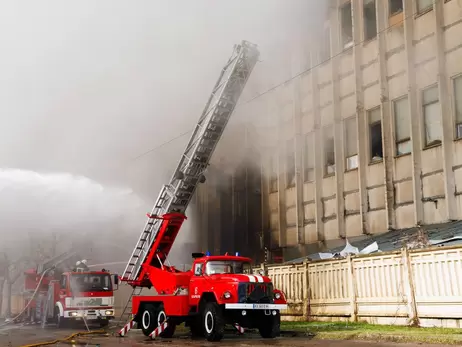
top-left (189, 262), bottom-right (204, 308)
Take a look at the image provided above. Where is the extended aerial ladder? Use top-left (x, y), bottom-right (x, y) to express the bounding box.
top-left (121, 41), bottom-right (259, 286)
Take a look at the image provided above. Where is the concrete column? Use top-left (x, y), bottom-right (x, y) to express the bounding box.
top-left (352, 0), bottom-right (369, 235)
top-left (311, 51), bottom-right (325, 243)
top-left (434, 0), bottom-right (457, 220)
top-left (376, 0), bottom-right (396, 230)
top-left (261, 149), bottom-right (271, 250)
top-left (330, 1), bottom-right (346, 238)
top-left (293, 76), bottom-right (306, 245)
top-left (277, 98), bottom-right (288, 248)
top-left (403, 0), bottom-right (424, 225)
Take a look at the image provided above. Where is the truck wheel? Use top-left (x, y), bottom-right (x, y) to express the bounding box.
top-left (258, 312), bottom-right (280, 338)
top-left (156, 303), bottom-right (176, 338)
top-left (140, 305), bottom-right (156, 337)
top-left (203, 302), bottom-right (224, 342)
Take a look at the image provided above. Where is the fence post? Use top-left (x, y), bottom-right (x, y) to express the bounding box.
top-left (402, 247), bottom-right (419, 326)
top-left (303, 260), bottom-right (310, 321)
top-left (347, 254), bottom-right (357, 322)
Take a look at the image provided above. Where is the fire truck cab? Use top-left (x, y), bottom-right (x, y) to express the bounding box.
top-left (53, 269), bottom-right (119, 327)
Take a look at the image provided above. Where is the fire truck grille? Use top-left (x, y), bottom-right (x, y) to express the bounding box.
top-left (238, 282), bottom-right (274, 304)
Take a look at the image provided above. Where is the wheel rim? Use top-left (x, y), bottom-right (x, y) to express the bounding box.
top-left (157, 310), bottom-right (166, 326)
top-left (204, 311), bottom-right (213, 334)
top-left (142, 310), bottom-right (151, 330)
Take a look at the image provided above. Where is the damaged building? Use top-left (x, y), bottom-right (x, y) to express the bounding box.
top-left (195, 0), bottom-right (462, 263)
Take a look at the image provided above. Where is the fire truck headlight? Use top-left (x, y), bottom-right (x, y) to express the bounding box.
top-left (70, 311), bottom-right (78, 317)
top-left (105, 310), bottom-right (114, 316)
top-left (274, 292), bottom-right (281, 300)
top-left (223, 291), bottom-right (232, 299)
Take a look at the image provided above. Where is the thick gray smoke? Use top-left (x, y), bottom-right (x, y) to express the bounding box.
top-left (0, 1), bottom-right (320, 271)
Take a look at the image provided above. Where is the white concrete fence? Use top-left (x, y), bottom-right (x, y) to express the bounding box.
top-left (255, 245), bottom-right (462, 328)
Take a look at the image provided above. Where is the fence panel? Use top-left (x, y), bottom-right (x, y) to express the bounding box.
top-left (309, 259), bottom-right (350, 317)
top-left (410, 247), bottom-right (462, 320)
top-left (353, 252), bottom-right (408, 320)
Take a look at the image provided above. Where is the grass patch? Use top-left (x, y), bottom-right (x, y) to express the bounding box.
top-left (281, 321), bottom-right (462, 345)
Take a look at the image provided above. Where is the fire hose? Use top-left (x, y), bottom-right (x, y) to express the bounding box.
top-left (0, 266), bottom-right (54, 328)
top-left (18, 330), bottom-right (108, 347)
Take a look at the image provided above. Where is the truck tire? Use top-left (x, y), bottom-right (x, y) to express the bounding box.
top-left (203, 302), bottom-right (224, 342)
top-left (258, 312), bottom-right (280, 338)
top-left (156, 303), bottom-right (176, 338)
top-left (140, 305), bottom-right (156, 337)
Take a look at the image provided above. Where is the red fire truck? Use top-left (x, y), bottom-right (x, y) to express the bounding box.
top-left (21, 252), bottom-right (119, 327)
top-left (117, 41), bottom-right (288, 342)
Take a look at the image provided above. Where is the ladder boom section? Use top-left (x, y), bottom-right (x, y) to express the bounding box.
top-left (122, 41), bottom-right (259, 283)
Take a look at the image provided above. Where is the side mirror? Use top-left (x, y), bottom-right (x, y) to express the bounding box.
top-left (113, 274), bottom-right (119, 290)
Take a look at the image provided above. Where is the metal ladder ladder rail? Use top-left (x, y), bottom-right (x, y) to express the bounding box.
top-left (122, 186), bottom-right (172, 280)
top-left (167, 44), bottom-right (258, 213)
top-left (116, 286), bottom-right (144, 336)
top-left (121, 41), bottom-right (259, 282)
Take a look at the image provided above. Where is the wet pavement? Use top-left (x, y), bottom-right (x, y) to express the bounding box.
top-left (0, 323), bottom-right (456, 347)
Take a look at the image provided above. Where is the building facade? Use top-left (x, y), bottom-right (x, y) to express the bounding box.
top-left (197, 0), bottom-right (462, 262)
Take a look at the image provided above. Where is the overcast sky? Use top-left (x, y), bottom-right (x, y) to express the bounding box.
top-left (0, 0), bottom-right (325, 264)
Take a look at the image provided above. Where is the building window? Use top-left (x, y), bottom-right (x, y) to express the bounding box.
top-left (364, 0), bottom-right (377, 41)
top-left (416, 0), bottom-right (433, 14)
top-left (269, 155), bottom-right (278, 193)
top-left (389, 0), bottom-right (403, 15)
top-left (340, 2), bottom-right (353, 49)
top-left (344, 117), bottom-right (358, 170)
top-left (454, 76), bottom-right (462, 139)
top-left (303, 132), bottom-right (315, 182)
top-left (422, 85), bottom-right (442, 147)
top-left (319, 27), bottom-right (331, 63)
top-left (393, 96), bottom-right (411, 155)
top-left (368, 107), bottom-right (383, 162)
top-left (286, 139), bottom-right (295, 187)
top-left (323, 125), bottom-right (335, 176)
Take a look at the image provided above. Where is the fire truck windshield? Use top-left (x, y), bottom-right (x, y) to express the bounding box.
top-left (70, 273), bottom-right (113, 292)
top-left (205, 261), bottom-right (252, 275)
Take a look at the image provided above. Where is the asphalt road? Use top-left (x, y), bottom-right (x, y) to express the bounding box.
top-left (0, 324), bottom-right (456, 347)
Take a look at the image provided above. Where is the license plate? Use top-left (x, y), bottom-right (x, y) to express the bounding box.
top-left (252, 304), bottom-right (270, 309)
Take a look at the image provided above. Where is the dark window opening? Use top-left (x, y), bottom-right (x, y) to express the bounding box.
top-left (341, 2), bottom-right (353, 49)
top-left (269, 155), bottom-right (278, 193)
top-left (364, 0), bottom-right (377, 41)
top-left (369, 108), bottom-right (383, 162)
top-left (286, 139), bottom-right (295, 187)
top-left (389, 0), bottom-right (403, 15)
top-left (323, 126), bottom-right (335, 176)
top-left (304, 133), bottom-right (315, 182)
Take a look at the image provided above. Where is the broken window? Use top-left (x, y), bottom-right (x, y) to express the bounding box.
top-left (364, 0), bottom-right (377, 41)
top-left (422, 85), bottom-right (442, 147)
top-left (303, 132), bottom-right (315, 182)
top-left (368, 107), bottom-right (383, 162)
top-left (453, 76), bottom-right (462, 139)
top-left (393, 96), bottom-right (411, 155)
top-left (340, 2), bottom-right (353, 49)
top-left (344, 117), bottom-right (358, 170)
top-left (389, 0), bottom-right (403, 15)
top-left (319, 27), bottom-right (331, 63)
top-left (323, 125), bottom-right (335, 176)
top-left (269, 154), bottom-right (278, 193)
top-left (417, 0), bottom-right (433, 14)
top-left (286, 139), bottom-right (295, 187)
